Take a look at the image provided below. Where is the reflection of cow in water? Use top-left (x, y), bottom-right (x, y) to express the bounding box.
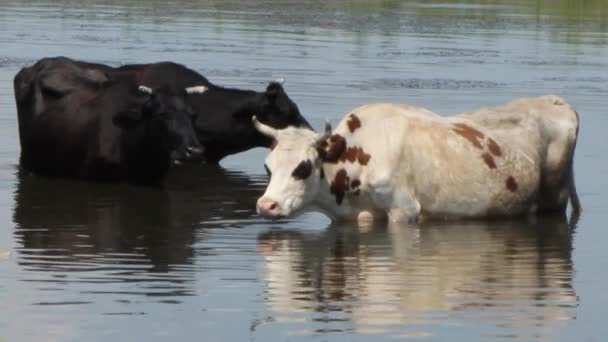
top-left (257, 215), bottom-right (577, 338)
top-left (12, 166), bottom-right (265, 278)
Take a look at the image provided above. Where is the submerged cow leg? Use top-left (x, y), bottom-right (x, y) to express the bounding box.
top-left (355, 209), bottom-right (388, 226)
top-left (387, 191), bottom-right (421, 223)
top-left (388, 208), bottom-right (420, 224)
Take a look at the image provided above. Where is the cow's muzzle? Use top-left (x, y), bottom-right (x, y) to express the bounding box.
top-left (256, 197), bottom-right (282, 220)
top-left (172, 144), bottom-right (205, 164)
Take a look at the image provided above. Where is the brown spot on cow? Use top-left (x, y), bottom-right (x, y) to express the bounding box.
top-left (339, 147), bottom-right (358, 163)
top-left (351, 179), bottom-right (361, 189)
top-left (292, 160), bottom-right (312, 180)
top-left (487, 138), bottom-right (502, 157)
top-left (481, 153), bottom-right (496, 169)
top-left (330, 169), bottom-right (350, 205)
top-left (338, 146), bottom-right (371, 165)
top-left (320, 134), bottom-right (371, 166)
top-left (357, 149), bottom-right (371, 165)
top-left (452, 123), bottom-right (484, 149)
top-left (347, 113), bottom-right (362, 133)
top-left (506, 176), bottom-right (518, 192)
top-left (321, 134), bottom-right (347, 163)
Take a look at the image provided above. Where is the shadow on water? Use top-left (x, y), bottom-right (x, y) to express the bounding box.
top-left (11, 165), bottom-right (265, 299)
top-left (257, 214), bottom-right (577, 338)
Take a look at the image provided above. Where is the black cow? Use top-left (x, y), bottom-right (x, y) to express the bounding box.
top-left (17, 73), bottom-right (206, 184)
top-left (14, 57), bottom-right (312, 164)
top-left (13, 57), bottom-right (206, 165)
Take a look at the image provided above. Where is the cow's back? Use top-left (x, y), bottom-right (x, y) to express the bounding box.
top-left (329, 103), bottom-right (544, 219)
top-left (457, 95), bottom-right (579, 212)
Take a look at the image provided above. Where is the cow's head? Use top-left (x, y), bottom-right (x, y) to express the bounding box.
top-left (255, 79), bottom-right (312, 132)
top-left (14, 57), bottom-right (110, 121)
top-left (113, 85), bottom-right (207, 163)
top-left (253, 117), bottom-right (332, 219)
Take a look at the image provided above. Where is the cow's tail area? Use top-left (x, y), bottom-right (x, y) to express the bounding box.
top-left (569, 167), bottom-right (581, 216)
top-left (569, 110), bottom-right (582, 220)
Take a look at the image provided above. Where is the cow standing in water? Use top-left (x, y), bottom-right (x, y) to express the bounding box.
top-left (14, 57), bottom-right (312, 164)
top-left (254, 95), bottom-right (581, 223)
top-left (17, 80), bottom-right (207, 184)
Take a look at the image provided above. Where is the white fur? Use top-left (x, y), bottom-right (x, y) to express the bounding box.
top-left (257, 96), bottom-right (581, 223)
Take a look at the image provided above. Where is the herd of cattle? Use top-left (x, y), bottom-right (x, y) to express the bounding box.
top-left (13, 57), bottom-right (582, 223)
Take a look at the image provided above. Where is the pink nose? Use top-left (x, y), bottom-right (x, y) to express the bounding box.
top-left (257, 197), bottom-right (281, 219)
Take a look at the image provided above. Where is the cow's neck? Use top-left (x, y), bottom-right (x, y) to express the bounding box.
top-left (123, 122), bottom-right (171, 179)
top-left (309, 163), bottom-right (353, 220)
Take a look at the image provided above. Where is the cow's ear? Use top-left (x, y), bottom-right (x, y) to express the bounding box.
top-left (81, 69), bottom-right (109, 85)
top-left (265, 81), bottom-right (286, 102)
top-left (318, 134), bottom-right (346, 163)
top-left (14, 69), bottom-right (33, 103)
top-left (39, 72), bottom-right (76, 97)
top-left (113, 109), bottom-right (142, 128)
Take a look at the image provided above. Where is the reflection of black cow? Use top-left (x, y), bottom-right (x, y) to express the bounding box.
top-left (14, 56), bottom-right (312, 164)
top-left (257, 216), bottom-right (577, 334)
top-left (12, 165), bottom-right (265, 275)
top-left (13, 170), bottom-right (196, 274)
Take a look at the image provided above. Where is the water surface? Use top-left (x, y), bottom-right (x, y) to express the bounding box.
top-left (0, 1), bottom-right (607, 341)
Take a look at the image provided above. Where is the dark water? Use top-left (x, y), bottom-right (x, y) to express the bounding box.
top-left (0, 1), bottom-right (607, 341)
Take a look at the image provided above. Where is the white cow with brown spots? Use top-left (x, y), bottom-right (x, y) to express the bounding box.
top-left (254, 95), bottom-right (581, 223)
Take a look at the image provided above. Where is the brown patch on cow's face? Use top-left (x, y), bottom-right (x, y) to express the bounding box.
top-left (452, 123), bottom-right (484, 149)
top-left (292, 160), bottom-right (312, 180)
top-left (347, 113), bottom-right (362, 133)
top-left (330, 169), bottom-right (349, 205)
top-left (322, 134), bottom-right (347, 163)
top-left (487, 138), bottom-right (502, 157)
top-left (481, 153), bottom-right (496, 169)
top-left (506, 176), bottom-right (518, 192)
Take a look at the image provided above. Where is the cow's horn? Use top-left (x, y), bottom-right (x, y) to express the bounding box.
top-left (138, 85), bottom-right (153, 94)
top-left (185, 85), bottom-right (208, 94)
top-left (274, 78), bottom-right (285, 85)
top-left (315, 120), bottom-right (332, 145)
top-left (252, 116), bottom-right (278, 138)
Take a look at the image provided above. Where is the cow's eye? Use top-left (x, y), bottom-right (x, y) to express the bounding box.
top-left (292, 160), bottom-right (312, 180)
top-left (264, 164), bottom-right (272, 177)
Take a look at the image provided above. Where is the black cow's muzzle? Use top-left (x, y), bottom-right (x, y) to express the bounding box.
top-left (172, 144), bottom-right (205, 165)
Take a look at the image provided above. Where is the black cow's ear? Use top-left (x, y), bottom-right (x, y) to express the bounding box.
top-left (113, 109), bottom-right (142, 128)
top-left (265, 82), bottom-right (285, 102)
top-left (13, 70), bottom-right (32, 103)
top-left (39, 72), bottom-right (76, 97)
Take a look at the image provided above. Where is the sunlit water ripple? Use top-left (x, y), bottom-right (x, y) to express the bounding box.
top-left (0, 1), bottom-right (607, 341)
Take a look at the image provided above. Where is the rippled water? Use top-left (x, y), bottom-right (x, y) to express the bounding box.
top-left (0, 1), bottom-right (607, 341)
